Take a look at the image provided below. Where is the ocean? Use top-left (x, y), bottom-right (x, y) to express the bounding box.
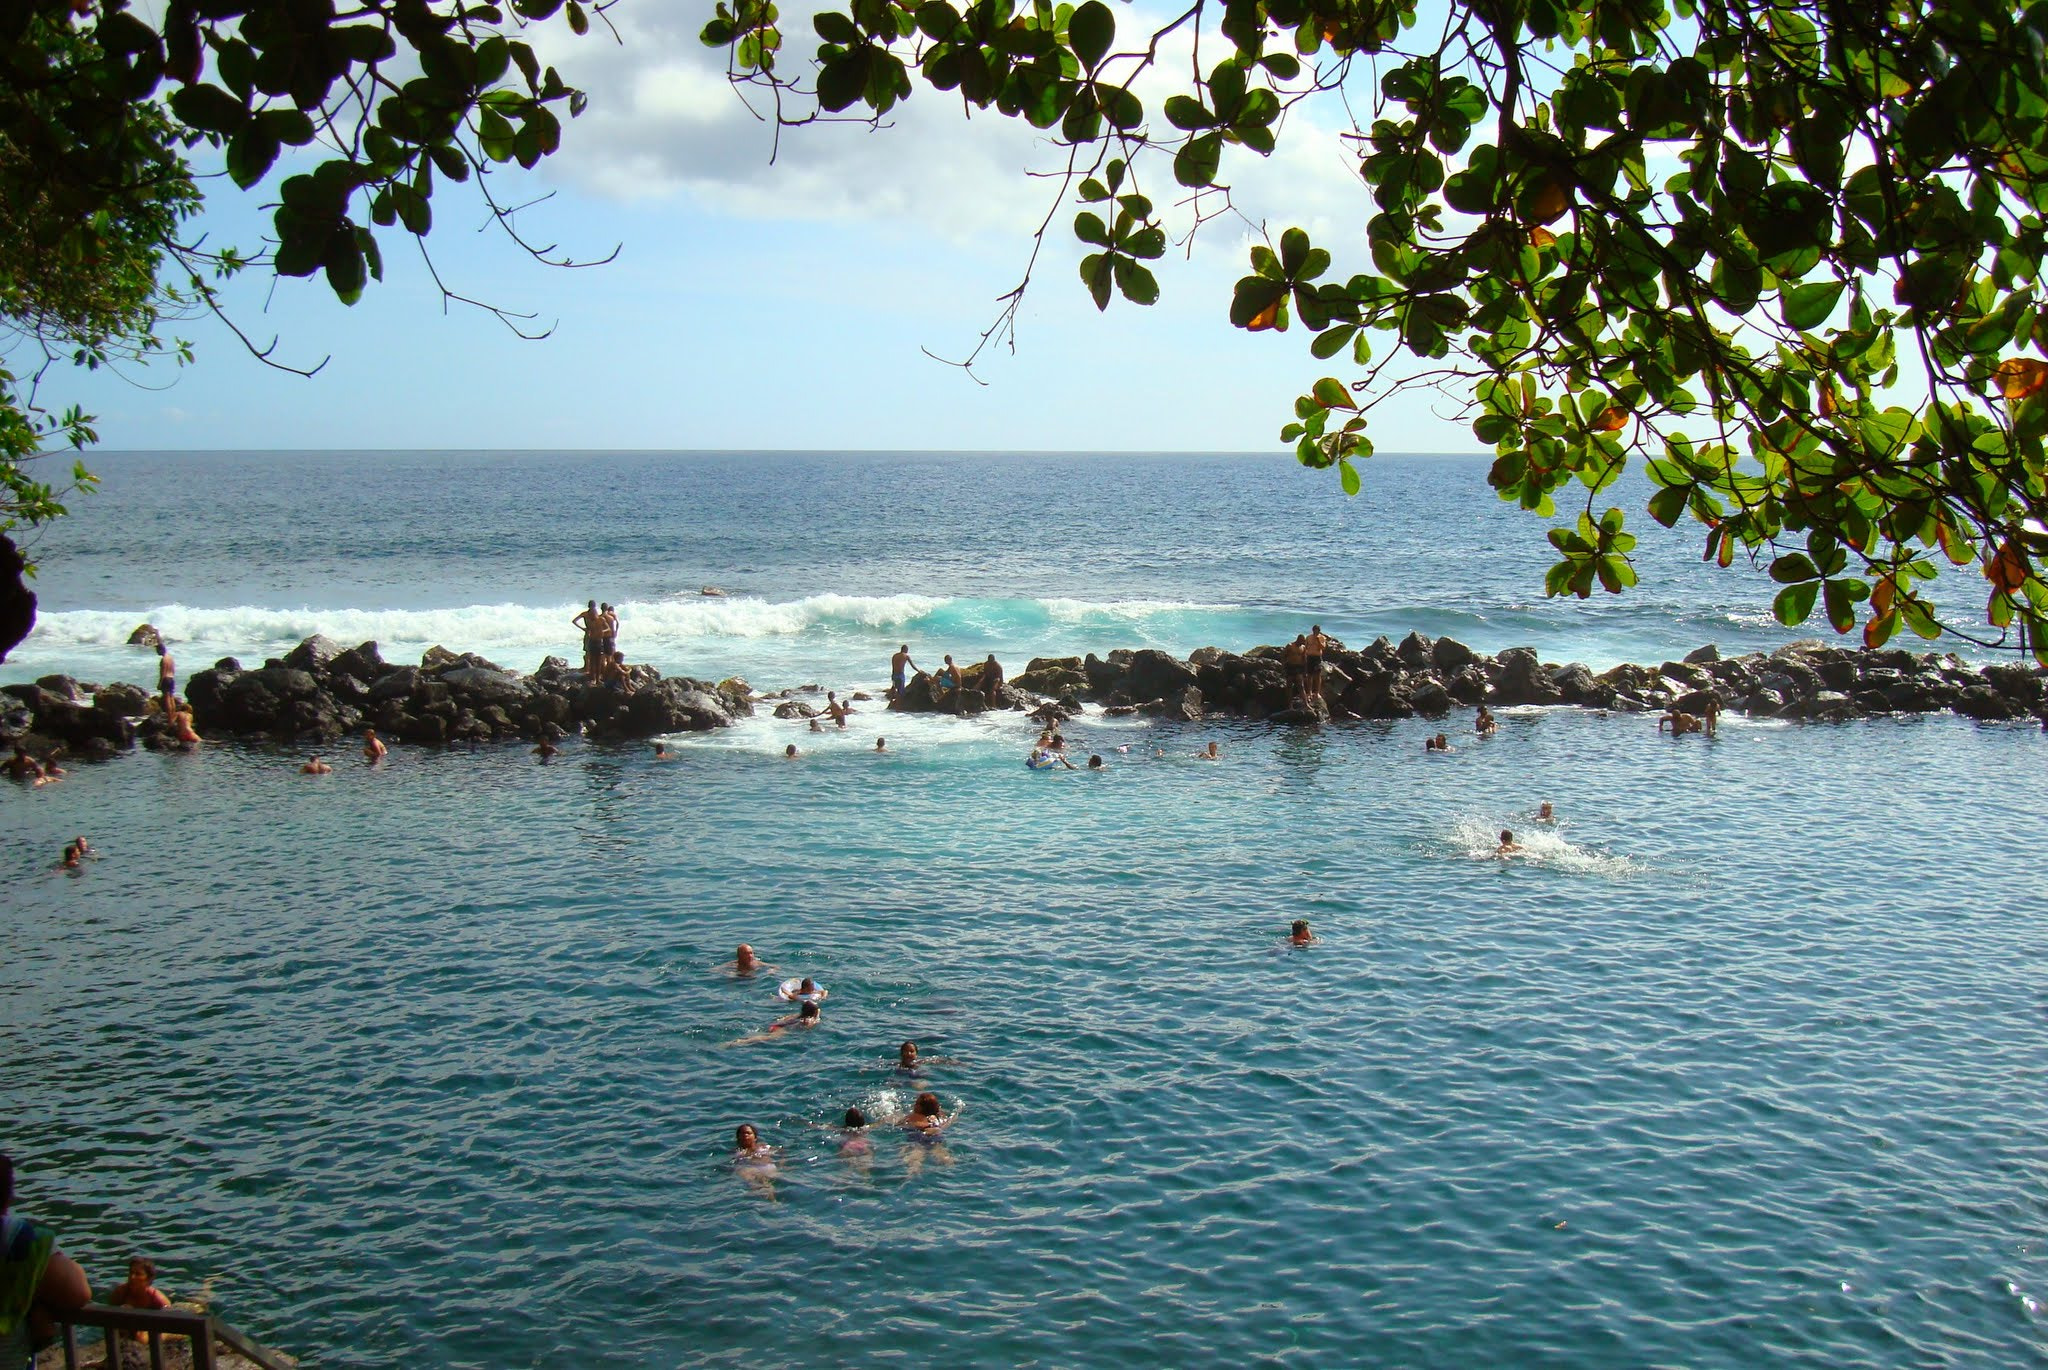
top-left (3, 450), bottom-right (2045, 1368)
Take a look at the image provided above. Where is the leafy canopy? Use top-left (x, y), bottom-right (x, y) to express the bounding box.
top-left (0, 0), bottom-right (604, 550)
top-left (706, 0), bottom-right (2048, 658)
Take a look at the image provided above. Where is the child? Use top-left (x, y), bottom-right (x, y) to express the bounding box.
top-left (108, 1257), bottom-right (170, 1313)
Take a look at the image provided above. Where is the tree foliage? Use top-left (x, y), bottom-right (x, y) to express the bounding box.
top-left (0, 0), bottom-right (603, 561)
top-left (706, 0), bottom-right (2048, 657)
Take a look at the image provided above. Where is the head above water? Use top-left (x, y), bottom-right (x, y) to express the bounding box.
top-left (127, 1258), bottom-right (156, 1283)
top-left (843, 1107), bottom-right (867, 1129)
top-left (1292, 919), bottom-right (1310, 937)
top-left (1088, 755), bottom-right (1104, 768)
top-left (735, 1124), bottom-right (759, 1149)
top-left (785, 744), bottom-right (797, 758)
top-left (736, 944), bottom-right (756, 967)
top-left (798, 1000), bottom-right (821, 1021)
top-left (914, 1092), bottom-right (942, 1117)
top-left (1500, 830), bottom-right (1515, 845)
top-left (898, 1041), bottom-right (918, 1066)
top-left (799, 977), bottom-right (819, 993)
top-left (875, 738), bottom-right (886, 751)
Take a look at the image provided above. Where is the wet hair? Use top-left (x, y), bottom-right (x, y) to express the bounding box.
top-left (784, 744), bottom-right (797, 757)
top-left (127, 1258), bottom-right (156, 1280)
top-left (734, 1124), bottom-right (756, 1148)
top-left (1500, 830), bottom-right (1515, 844)
top-left (1088, 755), bottom-right (1104, 768)
top-left (1292, 920), bottom-right (1310, 936)
top-left (799, 977), bottom-right (818, 991)
top-left (899, 1041), bottom-right (917, 1059)
top-left (798, 1001), bottom-right (820, 1020)
top-left (914, 1092), bottom-right (942, 1116)
top-left (843, 1107), bottom-right (867, 1128)
top-left (899, 643), bottom-right (908, 652)
top-left (875, 738), bottom-right (886, 749)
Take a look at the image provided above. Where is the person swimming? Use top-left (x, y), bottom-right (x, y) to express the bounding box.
top-left (300, 755), bottom-right (332, 774)
top-left (784, 744), bottom-right (799, 758)
top-left (875, 737), bottom-right (887, 752)
top-left (779, 976), bottom-right (827, 1002)
top-left (1497, 829), bottom-right (1525, 856)
top-left (727, 1000), bottom-right (822, 1046)
top-left (901, 1091), bottom-right (954, 1135)
top-left (839, 1107), bottom-right (872, 1157)
top-left (1196, 741), bottom-right (1220, 760)
top-left (1087, 754), bottom-right (1105, 769)
top-left (1476, 704), bottom-right (1497, 735)
top-left (1289, 919), bottom-right (1317, 945)
top-left (731, 944), bottom-right (770, 976)
top-left (1536, 801), bottom-right (1555, 823)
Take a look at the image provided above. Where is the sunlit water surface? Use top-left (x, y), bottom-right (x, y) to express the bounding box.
top-left (3, 452), bottom-right (2046, 1367)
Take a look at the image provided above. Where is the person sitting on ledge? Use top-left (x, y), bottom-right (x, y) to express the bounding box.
top-left (299, 756), bottom-right (332, 775)
top-left (169, 708), bottom-right (202, 749)
top-left (0, 1152), bottom-right (91, 1359)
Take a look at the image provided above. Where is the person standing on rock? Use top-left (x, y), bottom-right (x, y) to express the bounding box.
top-left (155, 642), bottom-right (176, 713)
top-left (598, 603), bottom-right (620, 662)
top-left (890, 644), bottom-right (919, 702)
top-left (1304, 625), bottom-right (1328, 702)
top-left (571, 600), bottom-right (599, 676)
top-left (981, 654), bottom-right (1005, 708)
top-left (1281, 636), bottom-right (1308, 709)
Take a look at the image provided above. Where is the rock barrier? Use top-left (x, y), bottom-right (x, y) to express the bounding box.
top-left (3, 631), bottom-right (2044, 762)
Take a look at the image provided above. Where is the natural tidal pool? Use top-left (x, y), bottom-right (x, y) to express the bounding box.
top-left (6, 702), bottom-right (2047, 1367)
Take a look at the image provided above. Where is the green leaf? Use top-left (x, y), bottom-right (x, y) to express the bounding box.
top-left (1769, 552), bottom-right (1819, 583)
top-left (1782, 280), bottom-right (1846, 331)
top-left (1080, 252), bottom-right (1112, 311)
top-left (1113, 255), bottom-right (1158, 305)
top-left (1339, 458), bottom-right (1362, 496)
top-left (1069, 1), bottom-right (1114, 70)
top-left (225, 123), bottom-right (281, 189)
top-left (1772, 581), bottom-right (1819, 625)
top-left (1164, 95), bottom-right (1213, 130)
top-left (1312, 377), bottom-right (1354, 410)
top-left (1174, 133), bottom-right (1221, 188)
top-left (1311, 325), bottom-right (1358, 360)
top-left (1074, 212), bottom-right (1110, 247)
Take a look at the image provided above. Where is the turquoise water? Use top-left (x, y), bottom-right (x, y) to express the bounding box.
top-left (4, 452), bottom-right (2048, 1367)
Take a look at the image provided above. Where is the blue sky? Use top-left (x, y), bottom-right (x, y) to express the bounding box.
top-left (50, 3), bottom-right (1481, 455)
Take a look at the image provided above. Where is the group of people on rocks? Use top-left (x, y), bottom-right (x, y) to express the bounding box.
top-left (572, 600), bottom-right (634, 691)
top-left (721, 945), bottom-right (963, 1192)
top-left (1281, 625), bottom-right (1332, 710)
top-left (888, 644), bottom-right (1004, 714)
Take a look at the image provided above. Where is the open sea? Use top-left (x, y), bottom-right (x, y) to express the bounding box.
top-left (4, 450), bottom-right (2047, 1368)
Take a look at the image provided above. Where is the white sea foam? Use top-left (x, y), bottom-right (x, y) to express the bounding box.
top-left (1447, 816), bottom-right (1643, 877)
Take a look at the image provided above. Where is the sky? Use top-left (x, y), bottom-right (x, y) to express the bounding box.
top-left (44, 1), bottom-right (1484, 455)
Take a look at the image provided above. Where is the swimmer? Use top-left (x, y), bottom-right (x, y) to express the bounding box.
top-left (1658, 706), bottom-right (1702, 735)
top-left (727, 999), bottom-right (822, 1046)
top-left (1702, 692), bottom-right (1722, 736)
top-left (652, 743), bottom-right (672, 762)
top-left (72, 837), bottom-right (92, 858)
top-left (38, 752), bottom-right (64, 781)
top-left (1196, 741), bottom-right (1220, 760)
top-left (362, 727), bottom-right (387, 765)
top-left (875, 737), bottom-right (887, 752)
top-left (899, 1091), bottom-right (956, 1134)
top-left (731, 944), bottom-right (772, 977)
top-left (1497, 829), bottom-right (1525, 856)
top-left (839, 1107), bottom-right (873, 1157)
top-left (784, 743), bottom-right (798, 759)
top-left (3, 745), bottom-right (38, 780)
top-left (532, 737), bottom-right (559, 762)
top-left (825, 691), bottom-right (849, 726)
top-left (808, 717), bottom-right (824, 733)
top-left (779, 976), bottom-right (828, 1002)
top-left (1289, 918), bottom-right (1317, 945)
top-left (299, 756), bottom-right (332, 775)
top-left (1430, 732), bottom-right (1454, 753)
top-left (1028, 747), bottom-right (1076, 770)
top-left (1476, 705), bottom-right (1497, 735)
top-left (895, 1040), bottom-right (959, 1073)
top-left (1087, 754), bottom-right (1105, 769)
top-left (732, 1124), bottom-right (778, 1191)
top-left (1115, 744), bottom-right (1130, 754)
top-left (1535, 801), bottom-right (1555, 823)
top-left (59, 843), bottom-right (81, 871)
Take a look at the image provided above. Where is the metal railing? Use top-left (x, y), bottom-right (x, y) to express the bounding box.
top-left (49, 1303), bottom-right (294, 1370)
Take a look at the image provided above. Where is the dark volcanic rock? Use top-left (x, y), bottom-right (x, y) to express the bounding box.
top-left (1126, 649), bottom-right (1198, 703)
top-left (1396, 632), bottom-right (1434, 670)
top-left (1432, 637), bottom-right (1479, 672)
top-left (94, 682), bottom-right (151, 716)
top-left (1140, 686), bottom-right (1203, 721)
top-left (283, 635), bottom-right (345, 673)
top-left (1491, 646), bottom-right (1562, 704)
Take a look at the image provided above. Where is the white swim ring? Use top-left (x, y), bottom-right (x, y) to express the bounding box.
top-left (777, 977), bottom-right (827, 1002)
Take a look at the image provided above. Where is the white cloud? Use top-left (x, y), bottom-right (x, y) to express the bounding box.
top-left (534, 0), bottom-right (1373, 249)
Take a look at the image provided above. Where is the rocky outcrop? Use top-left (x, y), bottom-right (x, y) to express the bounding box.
top-left (7, 630), bottom-right (2046, 761)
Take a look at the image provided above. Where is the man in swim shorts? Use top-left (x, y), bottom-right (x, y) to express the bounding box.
top-left (982, 653), bottom-right (1005, 707)
top-left (890, 644), bottom-right (918, 702)
top-left (1281, 635), bottom-right (1307, 708)
top-left (1304, 625), bottom-right (1328, 701)
top-left (155, 642), bottom-right (176, 712)
top-left (572, 600), bottom-right (599, 675)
